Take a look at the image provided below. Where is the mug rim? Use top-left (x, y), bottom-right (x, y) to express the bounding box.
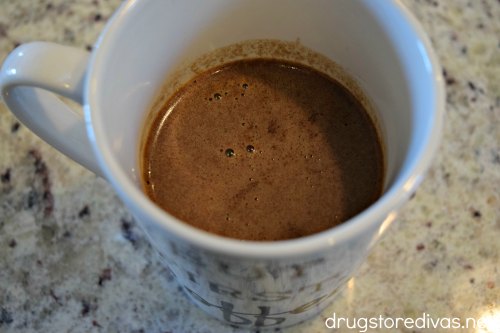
top-left (84, 0), bottom-right (445, 258)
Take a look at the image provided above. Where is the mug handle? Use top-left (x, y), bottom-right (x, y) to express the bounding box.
top-left (0, 42), bottom-right (103, 177)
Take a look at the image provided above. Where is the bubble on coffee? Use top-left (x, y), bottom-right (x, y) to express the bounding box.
top-left (246, 145), bottom-right (255, 153)
top-left (225, 148), bottom-right (235, 157)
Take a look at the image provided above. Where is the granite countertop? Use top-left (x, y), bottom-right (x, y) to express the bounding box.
top-left (0, 1), bottom-right (499, 332)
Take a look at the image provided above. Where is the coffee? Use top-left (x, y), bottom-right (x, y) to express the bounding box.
top-left (141, 58), bottom-right (384, 241)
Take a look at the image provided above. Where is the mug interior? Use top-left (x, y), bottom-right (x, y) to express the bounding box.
top-left (86, 0), bottom-right (442, 255)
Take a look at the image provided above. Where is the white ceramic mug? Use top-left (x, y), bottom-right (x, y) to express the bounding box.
top-left (0, 0), bottom-right (444, 329)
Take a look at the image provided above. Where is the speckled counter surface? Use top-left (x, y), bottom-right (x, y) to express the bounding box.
top-left (0, 1), bottom-right (498, 332)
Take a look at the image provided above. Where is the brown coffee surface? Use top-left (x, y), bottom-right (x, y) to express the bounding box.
top-left (141, 59), bottom-right (384, 241)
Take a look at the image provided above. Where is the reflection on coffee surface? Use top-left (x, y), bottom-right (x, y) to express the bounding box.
top-left (141, 59), bottom-right (384, 241)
